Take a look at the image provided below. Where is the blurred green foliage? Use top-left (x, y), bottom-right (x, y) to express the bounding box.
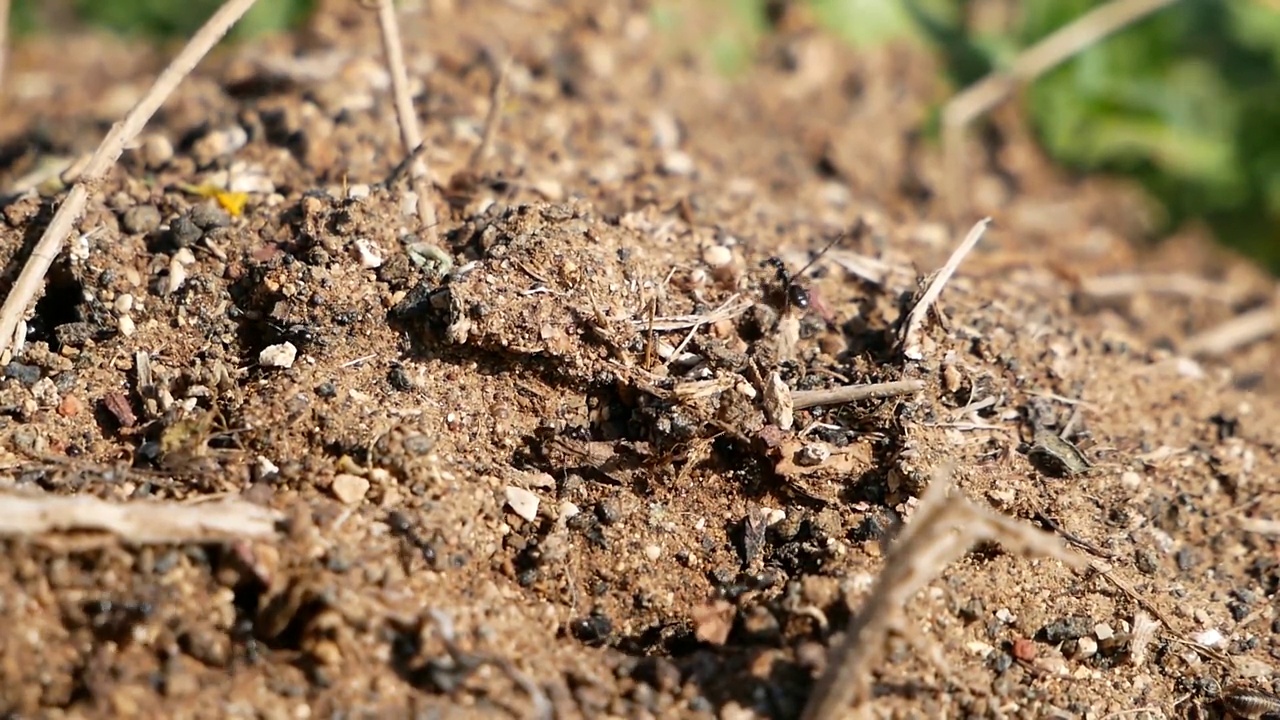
top-left (13, 0), bottom-right (1280, 269)
top-left (916, 0), bottom-right (1280, 270)
top-left (11, 0), bottom-right (314, 40)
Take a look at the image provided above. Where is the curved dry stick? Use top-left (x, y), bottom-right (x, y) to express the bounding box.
top-left (0, 0), bottom-right (260, 359)
top-left (942, 0), bottom-right (1181, 219)
top-left (375, 0), bottom-right (438, 239)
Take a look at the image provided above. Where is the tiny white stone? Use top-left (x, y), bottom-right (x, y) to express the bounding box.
top-left (1192, 628), bottom-right (1224, 647)
top-left (643, 544), bottom-right (662, 561)
top-left (114, 293), bottom-right (134, 313)
top-left (331, 473), bottom-right (370, 504)
top-left (1093, 623), bottom-right (1114, 640)
top-left (1075, 636), bottom-right (1099, 659)
top-left (117, 315), bottom-right (136, 337)
top-left (259, 342), bottom-right (298, 369)
top-left (702, 244), bottom-right (732, 268)
top-left (660, 151), bottom-right (694, 176)
top-left (504, 486), bottom-right (539, 522)
top-left (165, 260), bottom-right (188, 295)
top-left (353, 238), bottom-right (383, 269)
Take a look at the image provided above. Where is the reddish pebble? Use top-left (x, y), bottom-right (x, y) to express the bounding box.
top-left (58, 394), bottom-right (83, 417)
top-left (1011, 637), bottom-right (1037, 662)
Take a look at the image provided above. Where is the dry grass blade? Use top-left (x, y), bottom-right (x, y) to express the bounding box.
top-left (0, 492), bottom-right (280, 544)
top-left (791, 379), bottom-right (925, 410)
top-left (800, 463), bottom-right (1083, 720)
top-left (1181, 303), bottom-right (1279, 358)
top-left (899, 217), bottom-right (992, 360)
top-left (468, 54), bottom-right (511, 172)
top-left (629, 294), bottom-right (753, 332)
top-left (375, 0), bottom-right (438, 239)
top-left (0, 0), bottom-right (261, 361)
top-left (942, 0), bottom-right (1180, 218)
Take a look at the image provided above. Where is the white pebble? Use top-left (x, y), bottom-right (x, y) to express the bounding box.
top-left (660, 151), bottom-right (694, 176)
top-left (259, 342), bottom-right (297, 369)
top-left (353, 238), bottom-right (383, 269)
top-left (117, 315), bottom-right (136, 337)
top-left (331, 473), bottom-right (369, 504)
top-left (1074, 636), bottom-right (1098, 659)
top-left (165, 260), bottom-right (188, 295)
top-left (702, 245), bottom-right (732, 268)
top-left (643, 544), bottom-right (662, 561)
top-left (30, 377), bottom-right (59, 407)
top-left (1093, 623), bottom-right (1114, 640)
top-left (114, 293), bottom-right (134, 313)
top-left (504, 486), bottom-right (539, 522)
top-left (1192, 628), bottom-right (1224, 647)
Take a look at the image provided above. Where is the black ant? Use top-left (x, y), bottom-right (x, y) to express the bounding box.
top-left (762, 230), bottom-right (845, 327)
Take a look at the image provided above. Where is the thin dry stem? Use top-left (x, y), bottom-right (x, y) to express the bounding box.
top-left (800, 463), bottom-right (1082, 719)
top-left (1079, 272), bottom-right (1233, 302)
top-left (0, 0), bottom-right (261, 361)
top-left (629, 294), bottom-right (753, 332)
top-left (791, 379), bottom-right (925, 410)
top-left (468, 55), bottom-right (510, 172)
top-left (899, 217), bottom-right (992, 360)
top-left (0, 492), bottom-right (280, 544)
top-left (375, 0), bottom-right (438, 239)
top-left (942, 0), bottom-right (1179, 219)
top-left (1181, 303), bottom-right (1279, 358)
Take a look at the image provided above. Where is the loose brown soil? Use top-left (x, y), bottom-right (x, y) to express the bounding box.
top-left (2, 2), bottom-right (1279, 718)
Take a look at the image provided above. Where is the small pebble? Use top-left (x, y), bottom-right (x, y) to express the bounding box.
top-left (504, 486), bottom-right (539, 522)
top-left (660, 151), bottom-right (694, 176)
top-left (643, 544), bottom-right (662, 561)
top-left (122, 205), bottom-right (161, 235)
top-left (139, 134), bottom-right (174, 168)
top-left (331, 474), bottom-right (369, 505)
top-left (117, 315), bottom-right (136, 337)
top-left (702, 244), bottom-right (732, 268)
top-left (259, 342), bottom-right (298, 369)
top-left (57, 394), bottom-right (83, 418)
top-left (169, 214), bottom-right (202, 248)
top-left (1074, 635), bottom-right (1098, 659)
top-left (190, 204), bottom-right (231, 230)
top-left (4, 362), bottom-right (40, 386)
top-left (353, 238), bottom-right (383, 269)
top-left (30, 377), bottom-right (59, 407)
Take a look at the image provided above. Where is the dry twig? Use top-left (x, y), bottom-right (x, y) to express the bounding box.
top-left (374, 0), bottom-right (439, 238)
top-left (468, 55), bottom-right (510, 172)
top-left (0, 492), bottom-right (280, 544)
top-left (629, 294), bottom-right (753, 332)
top-left (942, 0), bottom-right (1180, 218)
top-left (791, 379), bottom-right (925, 411)
top-left (800, 463), bottom-right (1082, 719)
top-left (0, 0), bottom-right (261, 361)
top-left (899, 217), bottom-right (992, 360)
top-left (1181, 303), bottom-right (1279, 358)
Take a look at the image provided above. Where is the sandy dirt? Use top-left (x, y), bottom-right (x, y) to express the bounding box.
top-left (1, 2), bottom-right (1279, 718)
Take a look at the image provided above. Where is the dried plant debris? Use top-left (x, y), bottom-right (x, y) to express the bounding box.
top-left (1, 1), bottom-right (1279, 716)
top-left (801, 463), bottom-right (1083, 720)
top-left (0, 492), bottom-right (280, 544)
